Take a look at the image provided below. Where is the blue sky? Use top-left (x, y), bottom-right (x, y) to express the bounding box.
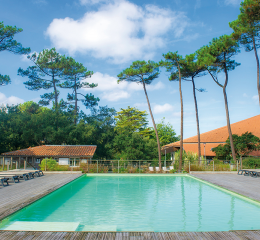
top-left (0, 0), bottom-right (259, 139)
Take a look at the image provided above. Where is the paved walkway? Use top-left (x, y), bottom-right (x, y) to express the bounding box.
top-left (0, 173), bottom-right (82, 221)
top-left (192, 173), bottom-right (260, 201)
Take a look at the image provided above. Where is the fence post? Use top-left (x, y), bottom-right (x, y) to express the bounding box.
top-left (237, 160), bottom-right (238, 171)
top-left (230, 161), bottom-right (231, 171)
top-left (16, 161), bottom-right (18, 169)
top-left (213, 160), bottom-right (214, 171)
top-left (189, 161), bottom-right (190, 173)
top-left (97, 160), bottom-right (98, 173)
top-left (118, 160), bottom-right (119, 174)
top-left (7, 163), bottom-right (9, 171)
top-left (139, 161), bottom-right (140, 174)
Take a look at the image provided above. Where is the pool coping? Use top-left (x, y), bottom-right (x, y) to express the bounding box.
top-left (86, 173), bottom-right (188, 176)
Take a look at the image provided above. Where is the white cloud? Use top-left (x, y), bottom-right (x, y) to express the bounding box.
top-left (88, 72), bottom-right (128, 91)
top-left (0, 92), bottom-right (24, 106)
top-left (224, 0), bottom-right (242, 5)
top-left (46, 0), bottom-right (190, 63)
top-left (134, 102), bottom-right (148, 108)
top-left (173, 111), bottom-right (181, 117)
top-left (83, 72), bottom-right (164, 101)
top-left (20, 51), bottom-right (39, 62)
top-left (80, 0), bottom-right (109, 5)
top-left (153, 103), bottom-right (174, 114)
top-left (102, 91), bottom-right (130, 101)
top-left (252, 95), bottom-right (259, 104)
top-left (195, 0), bottom-right (201, 9)
top-left (243, 93), bottom-right (248, 97)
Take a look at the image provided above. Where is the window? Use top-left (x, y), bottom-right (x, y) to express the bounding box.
top-left (69, 158), bottom-right (80, 167)
top-left (59, 158), bottom-right (69, 165)
top-left (36, 158), bottom-right (41, 163)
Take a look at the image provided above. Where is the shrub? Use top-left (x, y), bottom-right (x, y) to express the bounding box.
top-left (80, 163), bottom-right (88, 173)
top-left (84, 163), bottom-right (109, 173)
top-left (243, 157), bottom-right (260, 169)
top-left (56, 165), bottom-right (70, 171)
top-left (169, 169), bottom-right (177, 173)
top-left (39, 158), bottom-right (58, 171)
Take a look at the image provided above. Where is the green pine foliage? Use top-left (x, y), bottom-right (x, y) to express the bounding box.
top-left (59, 56), bottom-right (99, 124)
top-left (0, 21), bottom-right (30, 86)
top-left (18, 48), bottom-right (65, 109)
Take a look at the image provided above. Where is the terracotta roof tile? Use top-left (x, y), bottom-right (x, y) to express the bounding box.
top-left (1, 145), bottom-right (97, 157)
top-left (163, 115), bottom-right (260, 156)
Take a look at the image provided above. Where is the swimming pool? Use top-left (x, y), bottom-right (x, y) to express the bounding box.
top-left (1, 174), bottom-right (260, 232)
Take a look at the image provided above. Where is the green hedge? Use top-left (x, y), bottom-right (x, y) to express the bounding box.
top-left (242, 157), bottom-right (260, 169)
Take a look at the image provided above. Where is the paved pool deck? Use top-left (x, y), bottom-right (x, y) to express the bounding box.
top-left (191, 172), bottom-right (260, 202)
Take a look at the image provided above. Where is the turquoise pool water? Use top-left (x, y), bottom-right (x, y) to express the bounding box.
top-left (1, 174), bottom-right (260, 232)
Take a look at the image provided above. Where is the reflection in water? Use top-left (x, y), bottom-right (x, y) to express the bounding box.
top-left (197, 183), bottom-right (202, 231)
top-left (181, 177), bottom-right (186, 231)
top-left (229, 196), bottom-right (235, 230)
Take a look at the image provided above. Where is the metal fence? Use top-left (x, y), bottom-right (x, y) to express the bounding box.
top-left (70, 159), bottom-right (239, 173)
top-left (0, 158), bottom-right (258, 173)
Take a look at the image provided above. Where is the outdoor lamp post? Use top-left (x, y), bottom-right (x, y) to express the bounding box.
top-left (203, 143), bottom-right (206, 162)
top-left (165, 147), bottom-right (166, 168)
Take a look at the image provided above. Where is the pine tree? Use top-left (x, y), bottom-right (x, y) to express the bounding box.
top-left (160, 52), bottom-right (184, 172)
top-left (197, 35), bottom-right (240, 162)
top-left (0, 21), bottom-right (30, 86)
top-left (230, 0), bottom-right (260, 104)
top-left (18, 48), bottom-right (64, 110)
top-left (59, 57), bottom-right (99, 124)
top-left (117, 60), bottom-right (162, 169)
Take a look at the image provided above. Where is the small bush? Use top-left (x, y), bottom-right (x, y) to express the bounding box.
top-left (169, 169), bottom-right (177, 173)
top-left (39, 158), bottom-right (57, 171)
top-left (243, 157), bottom-right (260, 169)
top-left (56, 165), bottom-right (70, 171)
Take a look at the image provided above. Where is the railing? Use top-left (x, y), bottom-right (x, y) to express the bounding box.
top-left (1, 158), bottom-right (257, 173)
top-left (74, 159), bottom-right (240, 173)
top-left (78, 160), bottom-right (174, 174)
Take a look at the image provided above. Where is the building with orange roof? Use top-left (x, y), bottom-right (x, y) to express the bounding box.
top-left (0, 145), bottom-right (97, 169)
top-left (162, 115), bottom-right (260, 159)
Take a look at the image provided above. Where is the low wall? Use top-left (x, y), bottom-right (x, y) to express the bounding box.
top-left (190, 171), bottom-right (238, 174)
top-left (43, 171), bottom-right (82, 174)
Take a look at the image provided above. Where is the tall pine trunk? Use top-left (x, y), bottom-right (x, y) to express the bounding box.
top-left (223, 57), bottom-right (236, 161)
top-left (74, 76), bottom-right (77, 125)
top-left (177, 63), bottom-right (183, 172)
top-left (53, 74), bottom-right (58, 110)
top-left (252, 36), bottom-right (260, 105)
top-left (192, 76), bottom-right (201, 164)
top-left (142, 81), bottom-right (162, 170)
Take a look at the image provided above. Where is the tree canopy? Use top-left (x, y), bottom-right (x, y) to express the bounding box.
top-left (18, 48), bottom-right (65, 110)
top-left (0, 21), bottom-right (30, 86)
top-left (115, 106), bottom-right (151, 137)
top-left (212, 132), bottom-right (260, 160)
top-left (59, 56), bottom-right (99, 124)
